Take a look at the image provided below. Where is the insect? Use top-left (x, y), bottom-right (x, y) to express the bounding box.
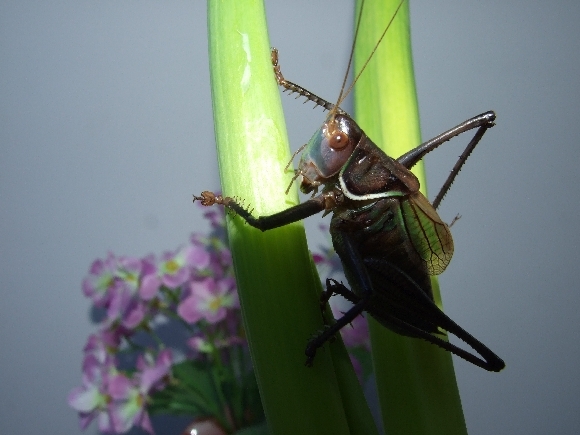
top-left (195, 0), bottom-right (505, 372)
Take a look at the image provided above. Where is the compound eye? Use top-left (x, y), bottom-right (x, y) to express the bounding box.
top-left (328, 129), bottom-right (349, 150)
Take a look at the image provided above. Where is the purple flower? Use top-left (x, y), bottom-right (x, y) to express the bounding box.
top-left (108, 373), bottom-right (153, 434)
top-left (84, 330), bottom-right (121, 363)
top-left (105, 285), bottom-right (148, 329)
top-left (82, 253), bottom-right (119, 306)
top-left (73, 205), bottom-right (261, 433)
top-left (158, 246), bottom-right (210, 288)
top-left (115, 256), bottom-right (145, 292)
top-left (139, 273), bottom-right (161, 301)
top-left (107, 257), bottom-right (158, 328)
top-left (121, 298), bottom-right (147, 329)
top-left (83, 254), bottom-right (161, 329)
top-left (219, 249), bottom-right (232, 268)
top-left (312, 253), bottom-right (325, 265)
top-left (68, 355), bottom-right (116, 432)
top-left (108, 350), bottom-right (172, 434)
top-left (178, 277), bottom-right (237, 324)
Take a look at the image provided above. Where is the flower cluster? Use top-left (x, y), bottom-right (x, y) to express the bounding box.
top-left (69, 207), bottom-right (244, 433)
top-left (69, 208), bottom-right (370, 434)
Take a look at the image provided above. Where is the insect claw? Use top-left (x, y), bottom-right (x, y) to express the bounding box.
top-left (193, 191), bottom-right (223, 207)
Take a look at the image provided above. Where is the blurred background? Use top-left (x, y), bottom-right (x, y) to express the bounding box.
top-left (1, 1), bottom-right (579, 434)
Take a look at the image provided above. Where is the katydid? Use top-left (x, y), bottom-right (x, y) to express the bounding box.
top-left (195, 0), bottom-right (504, 372)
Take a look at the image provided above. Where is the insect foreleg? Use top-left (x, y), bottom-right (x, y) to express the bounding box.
top-left (193, 191), bottom-right (326, 231)
top-left (305, 298), bottom-right (368, 367)
top-left (271, 48), bottom-right (345, 114)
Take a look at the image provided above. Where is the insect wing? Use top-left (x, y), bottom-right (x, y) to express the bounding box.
top-left (401, 192), bottom-right (454, 275)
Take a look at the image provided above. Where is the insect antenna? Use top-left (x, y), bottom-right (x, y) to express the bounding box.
top-left (330, 0), bottom-right (367, 119)
top-left (330, 0), bottom-right (407, 117)
top-left (284, 171), bottom-right (302, 195)
top-left (284, 143), bottom-right (308, 172)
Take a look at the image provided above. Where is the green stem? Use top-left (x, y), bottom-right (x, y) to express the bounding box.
top-left (353, 0), bottom-right (467, 434)
top-left (206, 1), bottom-right (375, 434)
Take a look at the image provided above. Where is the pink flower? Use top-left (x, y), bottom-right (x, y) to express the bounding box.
top-left (178, 277), bottom-right (237, 324)
top-left (73, 205), bottom-right (251, 434)
top-left (136, 348), bottom-right (173, 391)
top-left (158, 246), bottom-right (209, 288)
top-left (82, 253), bottom-right (119, 306)
top-left (83, 254), bottom-right (160, 328)
top-left (108, 350), bottom-right (172, 434)
top-left (312, 253), bottom-right (325, 264)
top-left (68, 355), bottom-right (116, 432)
top-left (106, 285), bottom-right (147, 329)
top-left (139, 273), bottom-right (161, 301)
top-left (115, 256), bottom-right (145, 293)
top-left (121, 298), bottom-right (147, 329)
top-left (108, 257), bottom-right (158, 327)
top-left (108, 373), bottom-right (153, 434)
top-left (83, 330), bottom-right (121, 363)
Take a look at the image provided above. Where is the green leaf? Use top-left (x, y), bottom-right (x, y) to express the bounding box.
top-left (149, 360), bottom-right (222, 422)
top-left (206, 1), bottom-right (377, 434)
top-left (353, 0), bottom-right (467, 434)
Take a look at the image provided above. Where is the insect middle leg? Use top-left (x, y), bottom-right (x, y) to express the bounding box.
top-left (306, 233), bottom-right (374, 365)
top-left (320, 278), bottom-right (362, 307)
top-left (306, 295), bottom-right (369, 366)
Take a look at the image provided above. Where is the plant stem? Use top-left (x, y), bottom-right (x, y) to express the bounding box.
top-left (353, 0), bottom-right (468, 433)
top-left (206, 1), bottom-right (375, 434)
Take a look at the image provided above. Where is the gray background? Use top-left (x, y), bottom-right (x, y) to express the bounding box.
top-left (1, 1), bottom-right (579, 434)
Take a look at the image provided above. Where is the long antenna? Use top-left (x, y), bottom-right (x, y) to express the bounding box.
top-left (333, 0), bottom-right (407, 112)
top-left (333, 0), bottom-right (367, 114)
